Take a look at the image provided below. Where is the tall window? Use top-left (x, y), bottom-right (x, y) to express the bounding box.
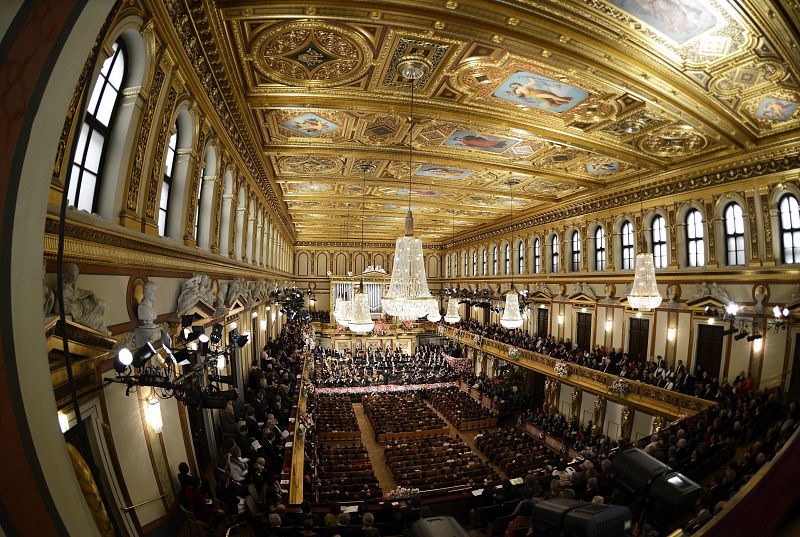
top-left (68, 41), bottom-right (126, 212)
top-left (158, 127), bottom-right (178, 236)
top-left (570, 231), bottom-right (581, 271)
top-left (551, 235), bottom-right (560, 272)
top-left (686, 209), bottom-right (705, 267)
top-left (780, 193), bottom-right (800, 264)
top-left (482, 249), bottom-right (487, 275)
top-left (194, 165), bottom-right (205, 241)
top-left (518, 241), bottom-right (525, 274)
top-left (504, 243), bottom-right (511, 274)
top-left (724, 203), bottom-right (745, 266)
top-left (464, 252), bottom-right (468, 276)
top-left (652, 215), bottom-right (667, 268)
top-left (454, 253), bottom-right (459, 276)
top-left (492, 246), bottom-right (498, 275)
top-left (533, 239), bottom-right (541, 274)
top-left (621, 220), bottom-right (634, 270)
top-left (472, 250), bottom-right (477, 276)
top-left (595, 227), bottom-right (606, 271)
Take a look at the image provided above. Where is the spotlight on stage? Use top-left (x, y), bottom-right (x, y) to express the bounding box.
top-left (611, 448), bottom-right (702, 534)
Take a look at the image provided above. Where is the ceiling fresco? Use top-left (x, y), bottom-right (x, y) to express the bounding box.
top-left (185, 0), bottom-right (800, 241)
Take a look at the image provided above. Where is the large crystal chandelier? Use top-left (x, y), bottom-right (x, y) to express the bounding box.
top-left (627, 253), bottom-right (662, 312)
top-left (426, 298), bottom-right (441, 322)
top-left (499, 180), bottom-right (524, 329)
top-left (444, 297), bottom-right (461, 324)
top-left (333, 294), bottom-right (351, 327)
top-left (624, 121), bottom-right (661, 312)
top-left (349, 164), bottom-right (375, 334)
top-left (383, 55), bottom-right (435, 321)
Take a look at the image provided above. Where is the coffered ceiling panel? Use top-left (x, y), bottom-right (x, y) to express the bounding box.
top-left (179, 0), bottom-right (800, 241)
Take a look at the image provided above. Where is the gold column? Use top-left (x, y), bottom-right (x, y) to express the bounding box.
top-left (652, 416), bottom-right (667, 435)
top-left (620, 406), bottom-right (634, 441)
top-left (571, 387), bottom-right (581, 421)
top-left (592, 395), bottom-right (606, 436)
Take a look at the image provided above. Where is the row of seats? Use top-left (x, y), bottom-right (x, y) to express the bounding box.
top-left (429, 387), bottom-right (496, 430)
top-left (315, 445), bottom-right (383, 503)
top-left (475, 427), bottom-right (561, 478)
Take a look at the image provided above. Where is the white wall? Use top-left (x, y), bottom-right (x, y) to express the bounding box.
top-left (631, 410), bottom-right (655, 442)
top-left (559, 383), bottom-right (573, 416)
top-left (604, 400), bottom-right (624, 440)
top-left (580, 391), bottom-right (597, 427)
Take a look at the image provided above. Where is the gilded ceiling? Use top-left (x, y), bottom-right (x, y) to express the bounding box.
top-left (187, 0), bottom-right (800, 241)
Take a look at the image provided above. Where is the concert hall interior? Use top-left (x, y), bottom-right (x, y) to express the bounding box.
top-left (4, 0), bottom-right (800, 536)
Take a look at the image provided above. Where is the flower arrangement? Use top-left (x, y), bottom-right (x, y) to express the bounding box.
top-left (437, 325), bottom-right (446, 336)
top-left (554, 360), bottom-right (569, 378)
top-left (609, 378), bottom-right (630, 396)
top-left (371, 319), bottom-right (390, 336)
top-left (336, 323), bottom-right (348, 332)
top-left (304, 380), bottom-right (316, 398)
top-left (298, 409), bottom-right (314, 438)
top-left (384, 486), bottom-right (419, 500)
top-left (400, 320), bottom-right (414, 331)
top-left (507, 347), bottom-right (521, 360)
top-left (473, 333), bottom-right (483, 346)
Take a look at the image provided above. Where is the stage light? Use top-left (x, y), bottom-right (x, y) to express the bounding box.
top-left (721, 326), bottom-right (738, 336)
top-left (532, 499), bottom-right (632, 537)
top-left (734, 331), bottom-right (748, 341)
top-left (746, 333), bottom-right (762, 342)
top-left (198, 333), bottom-right (209, 343)
top-left (236, 333), bottom-right (250, 348)
top-left (118, 347), bottom-right (133, 366)
top-left (210, 324), bottom-right (223, 344)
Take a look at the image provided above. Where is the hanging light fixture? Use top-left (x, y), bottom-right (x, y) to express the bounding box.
top-left (383, 55), bottom-right (435, 321)
top-left (333, 207), bottom-right (352, 327)
top-left (500, 180), bottom-right (524, 329)
top-left (625, 121), bottom-right (662, 312)
top-left (443, 210), bottom-right (461, 324)
top-left (348, 164), bottom-right (375, 334)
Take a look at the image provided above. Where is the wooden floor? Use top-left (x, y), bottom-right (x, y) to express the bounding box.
top-left (352, 402), bottom-right (397, 492)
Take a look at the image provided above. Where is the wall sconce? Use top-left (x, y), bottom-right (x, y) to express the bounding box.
top-left (229, 321), bottom-right (237, 330)
top-left (752, 337), bottom-right (763, 353)
top-left (557, 314), bottom-right (564, 325)
top-left (636, 311), bottom-right (642, 318)
top-left (266, 305), bottom-right (271, 311)
top-left (605, 319), bottom-right (613, 332)
top-left (272, 312), bottom-right (277, 321)
top-left (260, 319), bottom-right (267, 332)
top-left (667, 327), bottom-right (676, 341)
top-left (707, 317), bottom-right (715, 325)
top-left (58, 411), bottom-right (69, 433)
top-left (144, 396), bottom-right (163, 433)
top-left (251, 311), bottom-right (258, 318)
top-left (581, 307), bottom-right (587, 313)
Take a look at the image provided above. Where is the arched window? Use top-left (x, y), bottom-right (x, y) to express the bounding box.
top-left (454, 253), bottom-right (459, 276)
top-left (158, 126), bottom-right (178, 236)
top-left (533, 239), bottom-right (541, 274)
top-left (551, 235), bottom-right (560, 272)
top-left (595, 227), bottom-right (606, 271)
top-left (686, 209), bottom-right (705, 267)
top-left (779, 193), bottom-right (800, 264)
top-left (571, 231), bottom-right (580, 272)
top-left (652, 215), bottom-right (667, 268)
top-left (723, 203), bottom-right (745, 266)
top-left (464, 252), bottom-right (468, 276)
top-left (518, 241), bottom-right (525, 274)
top-left (492, 246), bottom-right (498, 275)
top-left (472, 250), bottom-right (477, 276)
top-left (504, 243), bottom-right (510, 274)
top-left (621, 220), bottom-right (634, 270)
top-left (482, 249), bottom-right (487, 275)
top-left (67, 41), bottom-right (126, 212)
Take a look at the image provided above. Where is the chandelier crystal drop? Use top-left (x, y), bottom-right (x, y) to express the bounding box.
top-left (426, 298), bottom-right (441, 322)
top-left (333, 295), bottom-right (351, 327)
top-left (500, 290), bottom-right (524, 329)
top-left (627, 253), bottom-right (662, 312)
top-left (443, 297), bottom-right (461, 324)
top-left (347, 290), bottom-right (374, 334)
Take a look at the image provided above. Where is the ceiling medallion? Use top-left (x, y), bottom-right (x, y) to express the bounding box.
top-left (640, 125), bottom-right (708, 157)
top-left (252, 20), bottom-right (371, 87)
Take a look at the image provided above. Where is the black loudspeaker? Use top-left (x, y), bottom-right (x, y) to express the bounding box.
top-left (610, 448), bottom-right (702, 533)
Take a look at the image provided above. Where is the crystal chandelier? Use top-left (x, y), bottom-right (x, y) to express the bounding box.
top-left (426, 298), bottom-right (441, 322)
top-left (444, 297), bottom-right (461, 324)
top-left (627, 253), bottom-right (662, 312)
top-left (333, 294), bottom-right (351, 327)
top-left (499, 180), bottom-right (524, 329)
top-left (383, 55), bottom-right (434, 321)
top-left (624, 121), bottom-right (661, 312)
top-left (349, 164), bottom-right (375, 334)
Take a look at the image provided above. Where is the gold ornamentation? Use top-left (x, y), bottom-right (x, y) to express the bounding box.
top-left (145, 87), bottom-right (178, 221)
top-left (127, 67), bottom-right (166, 211)
top-left (640, 125), bottom-right (708, 157)
top-left (760, 192), bottom-right (773, 260)
top-left (746, 195), bottom-right (759, 259)
top-left (250, 21), bottom-right (370, 87)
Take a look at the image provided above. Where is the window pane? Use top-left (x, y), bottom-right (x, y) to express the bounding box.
top-left (86, 74), bottom-right (105, 117)
top-left (108, 52), bottom-right (125, 90)
top-left (164, 146), bottom-right (176, 178)
top-left (85, 130), bottom-right (105, 173)
top-left (67, 164), bottom-right (81, 205)
top-left (95, 86), bottom-right (118, 126)
top-left (158, 209), bottom-right (167, 236)
top-left (77, 172), bottom-right (96, 212)
top-left (160, 181), bottom-right (170, 211)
